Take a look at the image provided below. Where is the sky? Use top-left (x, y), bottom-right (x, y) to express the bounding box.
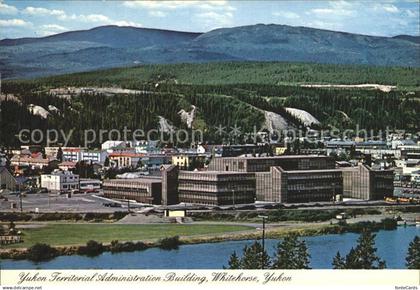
top-left (0, 0), bottom-right (419, 39)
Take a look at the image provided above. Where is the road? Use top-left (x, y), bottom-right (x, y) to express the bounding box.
top-left (0, 192), bottom-right (119, 213)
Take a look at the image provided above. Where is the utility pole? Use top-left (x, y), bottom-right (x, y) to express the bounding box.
top-left (127, 199), bottom-right (130, 213)
top-left (232, 189), bottom-right (235, 209)
top-left (19, 192), bottom-right (23, 212)
top-left (258, 215), bottom-right (268, 269)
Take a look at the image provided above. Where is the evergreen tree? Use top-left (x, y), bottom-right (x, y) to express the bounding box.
top-left (104, 156), bottom-right (110, 167)
top-left (331, 231), bottom-right (386, 269)
top-left (240, 241), bottom-right (271, 269)
top-left (227, 251), bottom-right (241, 269)
top-left (406, 236), bottom-right (420, 269)
top-left (41, 148), bottom-right (47, 159)
top-left (332, 251), bottom-right (346, 269)
top-left (56, 147), bottom-right (63, 162)
top-left (272, 235), bottom-right (311, 269)
top-left (352, 231), bottom-right (386, 269)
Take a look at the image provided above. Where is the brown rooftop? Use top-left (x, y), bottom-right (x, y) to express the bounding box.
top-left (105, 177), bottom-right (162, 184)
top-left (216, 155), bottom-right (328, 160)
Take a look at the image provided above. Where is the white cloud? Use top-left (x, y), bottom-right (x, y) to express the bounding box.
top-left (308, 1), bottom-right (355, 17)
top-left (123, 0), bottom-right (235, 11)
top-left (373, 4), bottom-right (400, 14)
top-left (39, 24), bottom-right (67, 36)
top-left (0, 18), bottom-right (32, 27)
top-left (78, 14), bottom-right (110, 23)
top-left (273, 11), bottom-right (300, 20)
top-left (40, 24), bottom-right (67, 31)
top-left (23, 6), bottom-right (66, 17)
top-left (112, 20), bottom-right (142, 27)
top-left (329, 1), bottom-right (353, 10)
top-left (0, 1), bottom-right (18, 15)
top-left (310, 8), bottom-right (334, 15)
top-left (195, 11), bottom-right (233, 29)
top-left (21, 6), bottom-right (141, 27)
top-left (405, 9), bottom-right (418, 18)
top-left (61, 13), bottom-right (142, 26)
top-left (383, 5), bottom-right (399, 13)
top-left (125, 0), bottom-right (235, 29)
top-left (310, 7), bottom-right (354, 16)
top-left (23, 6), bottom-right (108, 23)
top-left (149, 11), bottom-right (167, 17)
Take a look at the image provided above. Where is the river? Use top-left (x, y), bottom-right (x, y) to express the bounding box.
top-left (1, 226), bottom-right (418, 269)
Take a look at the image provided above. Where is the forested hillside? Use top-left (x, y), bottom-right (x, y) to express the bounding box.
top-left (1, 62), bottom-right (419, 147)
top-left (20, 61), bottom-right (420, 89)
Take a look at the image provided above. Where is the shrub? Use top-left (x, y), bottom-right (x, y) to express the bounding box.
top-left (34, 213), bottom-right (83, 221)
top-left (112, 211), bottom-right (128, 220)
top-left (27, 243), bottom-right (58, 262)
top-left (83, 212), bottom-right (108, 221)
top-left (159, 236), bottom-right (180, 250)
top-left (0, 212), bottom-right (32, 222)
top-left (382, 218), bottom-right (397, 230)
top-left (110, 240), bottom-right (148, 253)
top-left (78, 240), bottom-right (104, 257)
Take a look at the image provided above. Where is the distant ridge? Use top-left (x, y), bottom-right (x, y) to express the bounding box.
top-left (1, 24), bottom-right (418, 79)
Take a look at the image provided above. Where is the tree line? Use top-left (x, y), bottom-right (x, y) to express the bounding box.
top-left (1, 62), bottom-right (419, 147)
top-left (227, 232), bottom-right (419, 269)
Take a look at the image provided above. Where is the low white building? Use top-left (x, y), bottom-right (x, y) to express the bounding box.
top-left (411, 170), bottom-right (420, 184)
top-left (62, 147), bottom-right (83, 162)
top-left (62, 148), bottom-right (108, 165)
top-left (101, 141), bottom-right (126, 152)
top-left (79, 178), bottom-right (102, 191)
top-left (41, 170), bottom-right (79, 192)
top-left (80, 150), bottom-right (108, 164)
top-left (395, 159), bottom-right (420, 175)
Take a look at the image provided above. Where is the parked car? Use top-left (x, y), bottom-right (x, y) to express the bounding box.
top-left (85, 189), bottom-right (98, 193)
top-left (37, 188), bottom-right (49, 193)
top-left (103, 202), bottom-right (122, 208)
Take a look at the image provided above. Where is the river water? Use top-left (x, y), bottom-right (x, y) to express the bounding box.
top-left (1, 226), bottom-right (418, 269)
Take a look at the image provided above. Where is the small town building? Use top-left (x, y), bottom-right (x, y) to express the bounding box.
top-left (103, 177), bottom-right (162, 204)
top-left (41, 170), bottom-right (79, 192)
top-left (0, 167), bottom-right (16, 191)
top-left (79, 178), bottom-right (102, 192)
top-left (10, 156), bottom-right (59, 169)
top-left (109, 152), bottom-right (143, 168)
top-left (58, 161), bottom-right (77, 171)
top-left (342, 164), bottom-right (394, 200)
top-left (80, 150), bottom-right (108, 164)
top-left (177, 170), bottom-right (256, 205)
top-left (101, 141), bottom-right (127, 151)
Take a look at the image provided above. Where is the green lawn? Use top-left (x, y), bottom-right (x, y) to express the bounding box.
top-left (7, 223), bottom-right (252, 248)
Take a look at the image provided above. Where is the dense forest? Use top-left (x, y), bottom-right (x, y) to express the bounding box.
top-left (4, 61), bottom-right (420, 90)
top-left (1, 61), bottom-right (419, 147)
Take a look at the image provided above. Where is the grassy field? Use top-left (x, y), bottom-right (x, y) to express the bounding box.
top-left (7, 223), bottom-right (253, 248)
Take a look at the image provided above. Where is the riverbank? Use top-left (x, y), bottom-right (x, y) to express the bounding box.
top-left (3, 226), bottom-right (418, 269)
top-left (0, 223), bottom-right (252, 249)
top-left (0, 218), bottom-right (402, 261)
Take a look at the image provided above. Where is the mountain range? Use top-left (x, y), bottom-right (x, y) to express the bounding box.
top-left (1, 24), bottom-right (419, 79)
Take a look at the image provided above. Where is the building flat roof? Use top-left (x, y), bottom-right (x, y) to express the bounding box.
top-left (281, 168), bottom-right (343, 174)
top-left (105, 177), bottom-right (162, 184)
top-left (214, 155), bottom-right (329, 160)
top-left (179, 170), bottom-right (253, 175)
